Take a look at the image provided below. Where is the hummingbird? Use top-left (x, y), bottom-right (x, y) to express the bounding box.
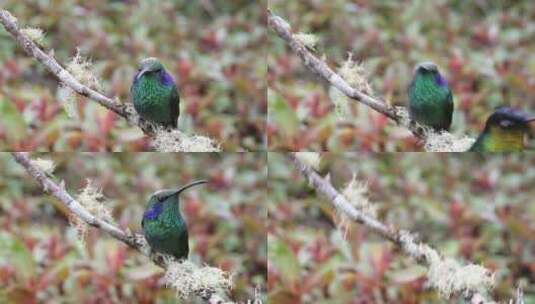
top-left (131, 57), bottom-right (180, 128)
top-left (469, 107), bottom-right (535, 152)
top-left (408, 62), bottom-right (454, 131)
top-left (141, 180), bottom-right (208, 260)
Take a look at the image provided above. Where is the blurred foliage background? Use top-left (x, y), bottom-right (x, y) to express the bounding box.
top-left (0, 152), bottom-right (267, 303)
top-left (0, 0), bottom-right (266, 151)
top-left (268, 153), bottom-right (535, 303)
top-left (268, 0), bottom-right (535, 151)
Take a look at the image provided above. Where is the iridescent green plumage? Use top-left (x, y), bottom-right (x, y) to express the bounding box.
top-left (408, 62), bottom-right (453, 131)
top-left (469, 107), bottom-right (535, 152)
top-left (131, 57), bottom-right (180, 128)
top-left (141, 180), bottom-right (207, 260)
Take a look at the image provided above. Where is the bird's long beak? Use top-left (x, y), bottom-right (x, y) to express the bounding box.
top-left (135, 68), bottom-right (150, 81)
top-left (172, 180), bottom-right (208, 196)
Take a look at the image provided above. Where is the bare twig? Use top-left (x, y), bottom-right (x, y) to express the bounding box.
top-left (268, 10), bottom-right (427, 139)
top-left (289, 153), bottom-right (500, 303)
top-left (11, 152), bottom-right (232, 303)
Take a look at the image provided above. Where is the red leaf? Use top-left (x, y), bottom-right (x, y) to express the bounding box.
top-left (177, 58), bottom-right (193, 80)
top-left (100, 111), bottom-right (117, 136)
top-left (107, 246), bottom-right (127, 274)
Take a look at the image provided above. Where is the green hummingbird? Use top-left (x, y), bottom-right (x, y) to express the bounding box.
top-left (408, 62), bottom-right (454, 131)
top-left (469, 107), bottom-right (535, 152)
top-left (131, 57), bottom-right (180, 128)
top-left (141, 180), bottom-right (208, 260)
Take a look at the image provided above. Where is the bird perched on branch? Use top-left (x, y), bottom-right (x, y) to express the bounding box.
top-left (408, 62), bottom-right (453, 131)
top-left (131, 57), bottom-right (180, 128)
top-left (469, 107), bottom-right (535, 152)
top-left (142, 180), bottom-right (208, 260)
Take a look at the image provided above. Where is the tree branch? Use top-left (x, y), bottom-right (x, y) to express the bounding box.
top-left (268, 10), bottom-right (427, 139)
top-left (289, 153), bottom-right (503, 303)
top-left (11, 152), bottom-right (232, 303)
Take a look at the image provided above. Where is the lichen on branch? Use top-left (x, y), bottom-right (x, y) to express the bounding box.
top-left (72, 179), bottom-right (114, 242)
top-left (165, 260), bottom-right (232, 301)
top-left (151, 128), bottom-right (221, 152)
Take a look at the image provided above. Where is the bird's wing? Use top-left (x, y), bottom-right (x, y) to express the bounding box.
top-left (446, 89), bottom-right (454, 127)
top-left (182, 228), bottom-right (189, 258)
top-left (169, 86), bottom-right (180, 128)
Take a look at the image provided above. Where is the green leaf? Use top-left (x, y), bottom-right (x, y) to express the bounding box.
top-left (268, 89), bottom-right (300, 138)
top-left (0, 233), bottom-right (35, 283)
top-left (268, 237), bottom-right (300, 284)
top-left (0, 97), bottom-right (27, 143)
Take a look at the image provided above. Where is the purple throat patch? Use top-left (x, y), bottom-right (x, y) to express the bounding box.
top-left (159, 70), bottom-right (175, 86)
top-left (435, 73), bottom-right (448, 88)
top-left (143, 202), bottom-right (163, 220)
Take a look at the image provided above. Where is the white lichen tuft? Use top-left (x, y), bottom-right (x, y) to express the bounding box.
top-left (398, 231), bottom-right (495, 300)
top-left (293, 32), bottom-right (319, 50)
top-left (328, 86), bottom-right (352, 119)
top-left (394, 106), bottom-right (412, 128)
top-left (294, 152), bottom-right (321, 171)
top-left (66, 49), bottom-right (101, 90)
top-left (164, 260), bottom-right (232, 300)
top-left (337, 174), bottom-right (377, 238)
top-left (338, 53), bottom-right (373, 95)
top-left (329, 53), bottom-right (374, 119)
top-left (424, 130), bottom-right (475, 152)
top-left (30, 157), bottom-right (55, 175)
top-left (78, 180), bottom-right (113, 222)
top-left (342, 175), bottom-right (376, 218)
top-left (428, 258), bottom-right (495, 299)
top-left (72, 180), bottom-right (114, 242)
top-left (151, 128), bottom-right (220, 152)
top-left (399, 230), bottom-right (440, 264)
top-left (57, 85), bottom-right (79, 118)
top-left (21, 27), bottom-right (44, 46)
